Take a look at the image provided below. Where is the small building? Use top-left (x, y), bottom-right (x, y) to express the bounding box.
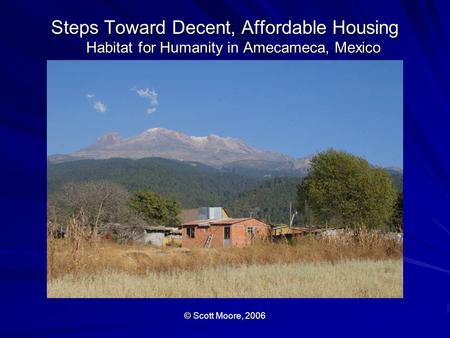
top-left (181, 217), bottom-right (270, 248)
top-left (271, 225), bottom-right (310, 241)
top-left (179, 207), bottom-right (230, 223)
top-left (99, 223), bottom-right (181, 247)
top-left (142, 226), bottom-right (181, 247)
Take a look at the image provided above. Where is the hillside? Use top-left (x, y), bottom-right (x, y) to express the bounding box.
top-left (47, 158), bottom-right (264, 208)
top-left (225, 177), bottom-right (303, 224)
top-left (48, 157), bottom-right (402, 224)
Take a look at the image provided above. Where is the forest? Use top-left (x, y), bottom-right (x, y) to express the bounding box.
top-left (48, 154), bottom-right (402, 227)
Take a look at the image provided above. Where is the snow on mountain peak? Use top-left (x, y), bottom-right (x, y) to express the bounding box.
top-left (71, 127), bottom-right (308, 171)
top-left (190, 136), bottom-right (208, 143)
top-left (145, 127), bottom-right (174, 134)
top-left (90, 132), bottom-right (123, 149)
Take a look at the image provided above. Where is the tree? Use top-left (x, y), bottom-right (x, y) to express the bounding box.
top-left (297, 149), bottom-right (396, 229)
top-left (391, 191), bottom-right (403, 231)
top-left (128, 191), bottom-right (181, 226)
top-left (47, 181), bottom-right (145, 228)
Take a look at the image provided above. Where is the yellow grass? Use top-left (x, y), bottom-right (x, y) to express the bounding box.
top-left (47, 234), bottom-right (402, 279)
top-left (47, 219), bottom-right (402, 298)
top-left (47, 259), bottom-right (402, 298)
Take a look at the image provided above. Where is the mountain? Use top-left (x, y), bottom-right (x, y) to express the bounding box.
top-left (48, 128), bottom-right (311, 175)
top-left (47, 127), bottom-right (402, 224)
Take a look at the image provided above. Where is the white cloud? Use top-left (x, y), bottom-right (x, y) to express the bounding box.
top-left (86, 93), bottom-right (107, 113)
top-left (93, 101), bottom-right (107, 113)
top-left (136, 88), bottom-right (158, 105)
top-left (133, 87), bottom-right (158, 114)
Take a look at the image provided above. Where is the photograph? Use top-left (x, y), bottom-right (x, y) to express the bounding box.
top-left (46, 60), bottom-right (403, 298)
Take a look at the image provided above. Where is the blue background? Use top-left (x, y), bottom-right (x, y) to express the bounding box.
top-left (1, 0), bottom-right (450, 336)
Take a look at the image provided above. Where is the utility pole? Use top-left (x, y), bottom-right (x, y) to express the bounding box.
top-left (289, 202), bottom-right (292, 227)
top-left (304, 199), bottom-right (308, 227)
top-left (289, 202), bottom-right (298, 227)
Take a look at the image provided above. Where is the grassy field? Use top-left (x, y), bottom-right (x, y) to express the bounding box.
top-left (48, 259), bottom-right (402, 298)
top-left (47, 229), bottom-right (402, 298)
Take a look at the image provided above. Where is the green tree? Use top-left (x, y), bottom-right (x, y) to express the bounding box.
top-left (164, 197), bottom-right (182, 225)
top-left (128, 191), bottom-right (181, 226)
top-left (298, 149), bottom-right (396, 229)
top-left (391, 191), bottom-right (403, 231)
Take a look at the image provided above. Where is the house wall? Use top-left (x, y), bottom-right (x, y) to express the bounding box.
top-left (231, 219), bottom-right (271, 247)
top-left (211, 226), bottom-right (225, 247)
top-left (143, 232), bottom-right (165, 246)
top-left (198, 207), bottom-right (228, 220)
top-left (182, 226), bottom-right (227, 248)
top-left (181, 226), bottom-right (211, 248)
top-left (182, 219), bottom-right (270, 248)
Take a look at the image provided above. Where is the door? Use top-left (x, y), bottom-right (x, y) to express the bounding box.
top-left (224, 226), bottom-right (231, 247)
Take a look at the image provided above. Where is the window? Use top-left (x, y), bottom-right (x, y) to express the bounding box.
top-left (224, 227), bottom-right (231, 240)
top-left (247, 227), bottom-right (254, 238)
top-left (187, 227), bottom-right (195, 239)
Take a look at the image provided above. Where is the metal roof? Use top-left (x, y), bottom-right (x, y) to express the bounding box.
top-left (182, 218), bottom-right (260, 226)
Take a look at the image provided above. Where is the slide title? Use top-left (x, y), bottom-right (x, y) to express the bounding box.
top-left (50, 19), bottom-right (400, 56)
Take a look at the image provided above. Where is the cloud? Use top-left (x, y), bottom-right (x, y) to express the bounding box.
top-left (86, 93), bottom-right (107, 113)
top-left (93, 101), bottom-right (107, 113)
top-left (133, 87), bottom-right (158, 114)
top-left (136, 88), bottom-right (158, 105)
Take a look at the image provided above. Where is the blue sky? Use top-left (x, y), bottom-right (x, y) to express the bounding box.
top-left (47, 61), bottom-right (403, 167)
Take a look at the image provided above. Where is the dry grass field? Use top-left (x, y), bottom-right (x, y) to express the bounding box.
top-left (48, 259), bottom-right (402, 298)
top-left (47, 225), bottom-right (402, 298)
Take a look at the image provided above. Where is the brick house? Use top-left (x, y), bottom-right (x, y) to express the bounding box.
top-left (181, 217), bottom-right (271, 248)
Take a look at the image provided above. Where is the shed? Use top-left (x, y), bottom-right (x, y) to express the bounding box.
top-left (143, 226), bottom-right (181, 247)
